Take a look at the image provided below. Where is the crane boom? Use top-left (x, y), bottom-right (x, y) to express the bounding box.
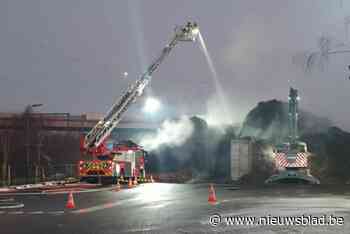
top-left (84, 22), bottom-right (199, 149)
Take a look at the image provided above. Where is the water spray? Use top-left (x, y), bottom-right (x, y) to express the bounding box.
top-left (197, 31), bottom-right (232, 125)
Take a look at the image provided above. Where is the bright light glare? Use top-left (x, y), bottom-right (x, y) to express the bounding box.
top-left (138, 184), bottom-right (174, 202)
top-left (122, 72), bottom-right (128, 79)
top-left (143, 97), bottom-right (161, 113)
top-left (191, 27), bottom-right (199, 36)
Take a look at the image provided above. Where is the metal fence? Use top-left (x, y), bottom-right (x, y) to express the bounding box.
top-left (49, 164), bottom-right (78, 180)
top-left (0, 163), bottom-right (79, 186)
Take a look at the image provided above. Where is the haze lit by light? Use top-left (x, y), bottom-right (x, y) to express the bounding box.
top-left (143, 97), bottom-right (161, 114)
top-left (0, 1), bottom-right (350, 130)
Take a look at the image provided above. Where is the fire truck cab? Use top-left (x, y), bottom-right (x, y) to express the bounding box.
top-left (111, 141), bottom-right (146, 179)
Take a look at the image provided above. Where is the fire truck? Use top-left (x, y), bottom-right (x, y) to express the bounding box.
top-left (78, 22), bottom-right (199, 183)
top-left (79, 139), bottom-right (146, 183)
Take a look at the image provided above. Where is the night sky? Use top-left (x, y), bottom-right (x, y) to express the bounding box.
top-left (1, 1), bottom-right (350, 130)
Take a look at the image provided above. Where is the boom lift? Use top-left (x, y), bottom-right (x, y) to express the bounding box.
top-left (79, 22), bottom-right (199, 182)
top-left (83, 22), bottom-right (199, 150)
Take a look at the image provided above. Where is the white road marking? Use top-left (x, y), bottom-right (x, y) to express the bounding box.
top-left (8, 211), bottom-right (24, 215)
top-left (71, 201), bottom-right (123, 214)
top-left (0, 198), bottom-right (15, 202)
top-left (28, 211), bottom-right (44, 215)
top-left (47, 211), bottom-right (65, 215)
top-left (0, 210), bottom-right (65, 215)
top-left (0, 203), bottom-right (24, 209)
top-left (126, 227), bottom-right (159, 233)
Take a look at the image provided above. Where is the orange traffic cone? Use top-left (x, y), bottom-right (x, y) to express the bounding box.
top-left (133, 177), bottom-right (138, 186)
top-left (208, 184), bottom-right (217, 204)
top-left (128, 178), bottom-right (133, 188)
top-left (66, 191), bottom-right (76, 209)
top-left (115, 179), bottom-right (121, 191)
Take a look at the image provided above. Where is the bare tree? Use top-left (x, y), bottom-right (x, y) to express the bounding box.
top-left (294, 32), bottom-right (350, 74)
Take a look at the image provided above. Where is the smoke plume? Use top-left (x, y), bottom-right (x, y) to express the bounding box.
top-left (140, 116), bottom-right (194, 151)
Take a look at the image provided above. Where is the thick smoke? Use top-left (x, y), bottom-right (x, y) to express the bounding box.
top-left (260, 143), bottom-right (275, 161)
top-left (139, 116), bottom-right (194, 151)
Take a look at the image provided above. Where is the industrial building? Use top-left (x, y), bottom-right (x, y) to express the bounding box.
top-left (230, 138), bottom-right (255, 181)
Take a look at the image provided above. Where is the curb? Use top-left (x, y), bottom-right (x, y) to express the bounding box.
top-left (0, 186), bottom-right (114, 196)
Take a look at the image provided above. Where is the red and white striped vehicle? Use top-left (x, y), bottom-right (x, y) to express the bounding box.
top-left (273, 142), bottom-right (309, 170)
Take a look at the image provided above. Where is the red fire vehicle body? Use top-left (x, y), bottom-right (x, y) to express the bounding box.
top-left (79, 137), bottom-right (146, 183)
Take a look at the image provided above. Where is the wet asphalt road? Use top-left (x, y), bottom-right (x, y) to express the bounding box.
top-left (1, 183), bottom-right (350, 234)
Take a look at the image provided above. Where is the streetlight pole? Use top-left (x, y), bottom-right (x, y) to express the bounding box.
top-left (25, 111), bottom-right (30, 184)
top-left (24, 104), bottom-right (43, 184)
top-left (36, 131), bottom-right (44, 183)
top-left (1, 131), bottom-right (10, 186)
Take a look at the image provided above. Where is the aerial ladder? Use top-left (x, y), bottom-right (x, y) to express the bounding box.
top-left (83, 22), bottom-right (199, 151)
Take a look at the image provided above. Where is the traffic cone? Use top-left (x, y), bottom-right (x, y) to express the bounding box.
top-left (115, 179), bottom-right (121, 191)
top-left (208, 184), bottom-right (217, 204)
top-left (133, 177), bottom-right (138, 186)
top-left (66, 191), bottom-right (75, 209)
top-left (128, 178), bottom-right (133, 188)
